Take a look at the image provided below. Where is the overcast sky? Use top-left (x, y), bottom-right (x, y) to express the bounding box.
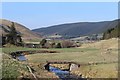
top-left (2, 2), bottom-right (118, 29)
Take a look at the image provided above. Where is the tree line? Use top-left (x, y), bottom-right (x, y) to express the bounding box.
top-left (39, 39), bottom-right (78, 48)
top-left (103, 22), bottom-right (120, 39)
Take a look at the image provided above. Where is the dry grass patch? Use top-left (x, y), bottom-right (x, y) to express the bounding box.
top-left (80, 38), bottom-right (118, 49)
top-left (71, 63), bottom-right (118, 78)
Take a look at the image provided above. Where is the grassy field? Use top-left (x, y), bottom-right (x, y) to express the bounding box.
top-left (25, 47), bottom-right (118, 78)
top-left (1, 45), bottom-right (118, 78)
top-left (2, 47), bottom-right (41, 54)
top-left (72, 63), bottom-right (118, 78)
top-left (26, 48), bottom-right (118, 63)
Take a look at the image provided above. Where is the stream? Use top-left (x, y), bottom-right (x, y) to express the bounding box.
top-left (16, 55), bottom-right (85, 80)
top-left (17, 55), bottom-right (27, 61)
top-left (49, 66), bottom-right (84, 80)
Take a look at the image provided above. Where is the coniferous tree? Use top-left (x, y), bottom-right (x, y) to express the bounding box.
top-left (40, 39), bottom-right (47, 48)
top-left (6, 22), bottom-right (22, 45)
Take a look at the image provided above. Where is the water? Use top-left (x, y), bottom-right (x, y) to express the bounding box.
top-left (17, 55), bottom-right (27, 61)
top-left (49, 66), bottom-right (83, 80)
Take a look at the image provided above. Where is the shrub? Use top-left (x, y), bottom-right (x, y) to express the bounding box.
top-left (56, 43), bottom-right (62, 48)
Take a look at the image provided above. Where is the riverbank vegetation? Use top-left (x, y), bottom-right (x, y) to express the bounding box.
top-left (2, 53), bottom-right (31, 79)
top-left (2, 47), bottom-right (58, 79)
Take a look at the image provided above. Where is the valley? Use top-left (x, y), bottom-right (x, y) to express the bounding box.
top-left (0, 19), bottom-right (119, 79)
top-left (1, 38), bottom-right (119, 79)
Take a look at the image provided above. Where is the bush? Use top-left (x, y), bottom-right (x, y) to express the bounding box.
top-left (56, 43), bottom-right (62, 48)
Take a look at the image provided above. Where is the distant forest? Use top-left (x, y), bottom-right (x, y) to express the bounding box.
top-left (103, 22), bottom-right (120, 39)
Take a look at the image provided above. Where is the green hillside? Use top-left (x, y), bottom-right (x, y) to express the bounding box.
top-left (103, 22), bottom-right (120, 39)
top-left (33, 19), bottom-right (119, 38)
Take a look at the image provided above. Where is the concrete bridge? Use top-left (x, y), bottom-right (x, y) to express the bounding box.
top-left (44, 61), bottom-right (81, 71)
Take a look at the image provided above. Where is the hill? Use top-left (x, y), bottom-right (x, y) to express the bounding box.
top-left (0, 19), bottom-right (41, 41)
top-left (103, 22), bottom-right (120, 39)
top-left (32, 19), bottom-right (119, 38)
top-left (80, 38), bottom-right (118, 49)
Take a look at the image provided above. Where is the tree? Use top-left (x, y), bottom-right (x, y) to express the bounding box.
top-left (5, 22), bottom-right (22, 45)
top-left (2, 34), bottom-right (6, 45)
top-left (50, 42), bottom-right (56, 48)
top-left (56, 43), bottom-right (62, 48)
top-left (40, 39), bottom-right (47, 48)
top-left (103, 23), bottom-right (120, 39)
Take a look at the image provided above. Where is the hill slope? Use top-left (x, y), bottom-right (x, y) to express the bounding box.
top-left (103, 22), bottom-right (120, 39)
top-left (80, 38), bottom-right (118, 49)
top-left (32, 20), bottom-right (119, 37)
top-left (0, 19), bottom-right (41, 41)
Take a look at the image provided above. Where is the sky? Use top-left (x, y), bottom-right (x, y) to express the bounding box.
top-left (1, 0), bottom-right (120, 2)
top-left (1, 2), bottom-right (118, 30)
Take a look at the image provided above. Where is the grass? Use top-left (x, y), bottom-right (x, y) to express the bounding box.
top-left (1, 47), bottom-right (34, 79)
top-left (1, 47), bottom-right (59, 79)
top-left (25, 47), bottom-right (118, 78)
top-left (2, 53), bottom-right (30, 79)
top-left (1, 46), bottom-right (118, 78)
top-left (45, 47), bottom-right (98, 52)
top-left (2, 47), bottom-right (41, 54)
top-left (26, 48), bottom-right (118, 63)
top-left (72, 63), bottom-right (118, 78)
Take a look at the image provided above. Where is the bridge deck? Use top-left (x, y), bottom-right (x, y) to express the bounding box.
top-left (46, 60), bottom-right (80, 65)
top-left (46, 60), bottom-right (89, 66)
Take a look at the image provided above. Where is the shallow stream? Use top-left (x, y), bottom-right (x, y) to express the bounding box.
top-left (49, 66), bottom-right (84, 80)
